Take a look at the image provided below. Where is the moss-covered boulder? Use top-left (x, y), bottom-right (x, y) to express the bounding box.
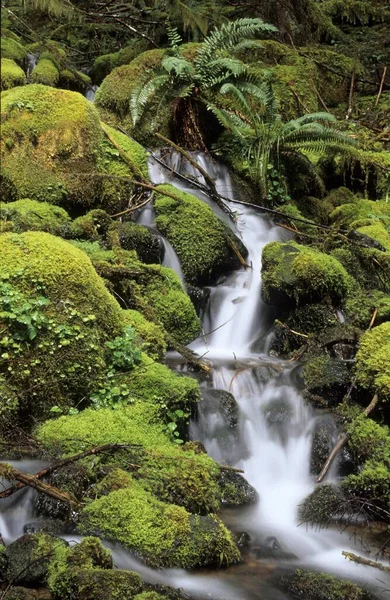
top-left (0, 85), bottom-right (148, 213)
top-left (68, 209), bottom-right (112, 241)
top-left (1, 31), bottom-right (27, 64)
top-left (0, 231), bottom-right (124, 419)
top-left (79, 480), bottom-right (240, 569)
top-left (330, 198), bottom-right (390, 229)
top-left (355, 322), bottom-right (390, 401)
top-left (154, 185), bottom-right (247, 285)
top-left (76, 244), bottom-right (201, 344)
top-left (123, 309), bottom-right (166, 361)
top-left (278, 568), bottom-right (374, 600)
top-left (262, 242), bottom-right (351, 307)
top-left (302, 352), bottom-right (350, 407)
top-left (0, 58), bottom-right (26, 90)
top-left (4, 533), bottom-right (68, 585)
top-left (299, 485), bottom-right (344, 524)
top-left (112, 221), bottom-right (161, 264)
top-left (0, 199), bottom-right (70, 235)
top-left (30, 57), bottom-right (59, 87)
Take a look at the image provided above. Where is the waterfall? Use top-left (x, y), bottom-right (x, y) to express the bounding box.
top-left (85, 84), bottom-right (99, 102)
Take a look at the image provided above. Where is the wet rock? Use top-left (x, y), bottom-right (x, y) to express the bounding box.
top-left (63, 569), bottom-right (142, 600)
top-left (200, 388), bottom-right (239, 428)
top-left (235, 531), bottom-right (251, 549)
top-left (217, 470), bottom-right (258, 506)
top-left (310, 417), bottom-right (337, 476)
top-left (302, 352), bottom-right (350, 408)
top-left (298, 484), bottom-right (344, 525)
top-left (117, 221), bottom-right (162, 264)
top-left (187, 285), bottom-right (211, 315)
top-left (4, 533), bottom-right (68, 585)
top-left (253, 537), bottom-right (297, 560)
top-left (0, 587), bottom-right (48, 600)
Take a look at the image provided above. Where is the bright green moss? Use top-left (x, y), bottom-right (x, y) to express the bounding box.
top-left (134, 593), bottom-right (167, 600)
top-left (59, 68), bottom-right (91, 92)
top-left (262, 242), bottom-right (352, 306)
top-left (0, 232), bottom-right (124, 418)
top-left (155, 184), bottom-right (247, 285)
top-left (0, 58), bottom-right (26, 90)
top-left (355, 322), bottom-right (390, 401)
top-left (357, 223), bottom-right (390, 251)
top-left (101, 123), bottom-right (149, 181)
top-left (280, 568), bottom-right (372, 600)
top-left (79, 481), bottom-right (239, 569)
top-left (69, 209), bottom-right (112, 241)
top-left (342, 460), bottom-right (390, 514)
top-left (0, 199), bottom-right (70, 234)
top-left (30, 57), bottom-right (59, 87)
top-left (347, 417), bottom-right (390, 464)
top-left (345, 288), bottom-right (390, 327)
top-left (0, 84), bottom-right (103, 207)
top-left (77, 244), bottom-right (201, 344)
top-left (1, 35), bottom-right (27, 64)
top-left (330, 199), bottom-right (390, 229)
top-left (122, 309), bottom-right (166, 361)
top-left (92, 39), bottom-right (151, 84)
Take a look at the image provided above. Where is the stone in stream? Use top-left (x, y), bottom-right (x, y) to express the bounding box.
top-left (217, 470), bottom-right (258, 506)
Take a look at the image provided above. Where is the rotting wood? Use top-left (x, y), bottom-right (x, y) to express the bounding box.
top-left (316, 394), bottom-right (378, 483)
top-left (342, 551), bottom-right (390, 572)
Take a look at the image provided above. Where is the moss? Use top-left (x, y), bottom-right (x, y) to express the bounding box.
top-left (0, 58), bottom-right (26, 90)
top-left (299, 485), bottom-right (344, 524)
top-left (357, 223), bottom-right (390, 251)
top-left (101, 123), bottom-right (149, 181)
top-left (59, 68), bottom-right (91, 92)
top-left (0, 232), bottom-right (124, 419)
top-left (0, 376), bottom-right (19, 432)
top-left (325, 187), bottom-right (356, 207)
top-left (79, 481), bottom-right (239, 569)
top-left (134, 594), bottom-right (167, 600)
top-left (154, 184), bottom-right (247, 285)
top-left (345, 288), bottom-right (390, 327)
top-left (261, 241), bottom-right (352, 307)
top-left (122, 309), bottom-right (166, 361)
top-left (67, 569), bottom-right (143, 600)
top-left (0, 199), bottom-right (70, 235)
top-left (302, 352), bottom-right (350, 406)
top-left (78, 245), bottom-right (201, 344)
top-left (342, 460), bottom-right (390, 515)
top-left (347, 417), bottom-right (390, 464)
top-left (30, 57), bottom-right (60, 87)
top-left (0, 84), bottom-right (103, 208)
top-left (112, 221), bottom-right (161, 264)
top-left (91, 39), bottom-right (151, 84)
top-left (279, 568), bottom-right (373, 600)
top-left (330, 198), bottom-right (390, 229)
top-left (69, 209), bottom-right (112, 241)
top-left (355, 323), bottom-right (390, 401)
top-left (1, 34), bottom-right (27, 64)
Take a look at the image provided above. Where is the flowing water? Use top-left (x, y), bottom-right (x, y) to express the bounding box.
top-left (1, 152), bottom-right (388, 599)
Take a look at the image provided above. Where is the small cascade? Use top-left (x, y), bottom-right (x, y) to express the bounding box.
top-left (85, 84), bottom-right (99, 102)
top-left (25, 53), bottom-right (38, 79)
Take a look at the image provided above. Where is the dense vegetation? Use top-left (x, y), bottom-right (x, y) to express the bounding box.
top-left (0, 0), bottom-right (389, 598)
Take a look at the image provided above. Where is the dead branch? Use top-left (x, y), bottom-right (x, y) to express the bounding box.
top-left (375, 66), bottom-right (388, 107)
top-left (101, 123), bottom-right (148, 183)
top-left (0, 443), bottom-right (142, 499)
top-left (0, 463), bottom-right (78, 506)
top-left (346, 72), bottom-right (355, 120)
top-left (165, 333), bottom-right (211, 373)
top-left (316, 394), bottom-right (379, 483)
top-left (342, 551), bottom-right (390, 572)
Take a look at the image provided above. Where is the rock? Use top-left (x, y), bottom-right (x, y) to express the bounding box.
top-left (4, 533), bottom-right (68, 585)
top-left (234, 531), bottom-right (251, 549)
top-left (0, 58), bottom-right (26, 90)
top-left (310, 417), bottom-right (338, 476)
top-left (253, 537), bottom-right (297, 560)
top-left (301, 352), bottom-right (350, 408)
top-left (0, 199), bottom-right (70, 236)
top-left (217, 470), bottom-right (258, 506)
top-left (200, 388), bottom-right (239, 429)
top-left (154, 185), bottom-right (248, 286)
top-left (68, 569), bottom-right (143, 600)
top-left (276, 567), bottom-right (375, 599)
top-left (261, 241), bottom-right (351, 307)
top-left (117, 222), bottom-right (162, 264)
top-left (0, 588), bottom-right (44, 600)
top-left (298, 484), bottom-right (344, 524)
top-left (187, 285), bottom-right (211, 315)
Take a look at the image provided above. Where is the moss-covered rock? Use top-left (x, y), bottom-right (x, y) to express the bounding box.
top-left (123, 309), bottom-right (166, 361)
top-left (1, 32), bottom-right (27, 64)
top-left (345, 288), bottom-right (390, 328)
top-left (302, 352), bottom-right (350, 407)
top-left (355, 322), bottom-right (390, 401)
top-left (91, 39), bottom-right (151, 84)
top-left (77, 244), bottom-right (201, 344)
top-left (65, 569), bottom-right (143, 600)
top-left (4, 533), bottom-right (68, 585)
top-left (30, 57), bottom-right (59, 87)
top-left (0, 199), bottom-right (70, 235)
top-left (341, 460), bottom-right (390, 516)
top-left (112, 221), bottom-right (161, 265)
top-left (0, 58), bottom-right (26, 90)
top-left (0, 376), bottom-right (19, 432)
top-left (0, 86), bottom-right (148, 213)
top-left (278, 568), bottom-right (374, 600)
top-left (0, 231), bottom-right (124, 419)
top-left (217, 470), bottom-right (257, 506)
top-left (325, 187), bottom-right (356, 207)
top-left (154, 185), bottom-right (247, 285)
top-left (299, 484), bottom-right (344, 524)
top-left (357, 223), bottom-right (390, 252)
top-left (79, 480), bottom-right (240, 569)
top-left (262, 242), bottom-right (351, 307)
top-left (330, 198), bottom-right (390, 229)
top-left (68, 209), bottom-right (112, 241)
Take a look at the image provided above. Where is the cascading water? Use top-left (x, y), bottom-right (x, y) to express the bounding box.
top-left (85, 84), bottom-right (99, 102)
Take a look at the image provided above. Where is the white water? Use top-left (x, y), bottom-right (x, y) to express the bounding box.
top-left (85, 84), bottom-right (99, 102)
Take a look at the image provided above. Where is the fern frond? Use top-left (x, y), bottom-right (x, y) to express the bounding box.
top-left (130, 74), bottom-right (170, 125)
top-left (162, 56), bottom-right (193, 80)
top-left (28, 0), bottom-right (79, 20)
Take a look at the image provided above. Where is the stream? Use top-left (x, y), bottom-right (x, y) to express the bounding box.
top-left (1, 152), bottom-right (389, 599)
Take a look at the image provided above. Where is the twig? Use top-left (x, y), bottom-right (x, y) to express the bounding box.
top-left (375, 66), bottom-right (388, 107)
top-left (342, 551), bottom-right (390, 572)
top-left (346, 72), bottom-right (355, 120)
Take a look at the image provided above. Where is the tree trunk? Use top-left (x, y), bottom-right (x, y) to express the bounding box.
top-left (173, 97), bottom-right (207, 151)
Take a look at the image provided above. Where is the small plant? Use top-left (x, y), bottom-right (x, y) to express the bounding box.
top-left (106, 326), bottom-right (142, 372)
top-left (0, 280), bottom-right (50, 346)
top-left (90, 382), bottom-right (134, 410)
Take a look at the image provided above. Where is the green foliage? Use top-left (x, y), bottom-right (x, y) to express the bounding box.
top-left (345, 288), bottom-right (390, 328)
top-left (0, 280), bottom-right (50, 344)
top-left (79, 481), bottom-right (240, 569)
top-left (122, 310), bottom-right (166, 362)
top-left (0, 199), bottom-right (71, 235)
top-left (342, 460), bottom-right (390, 515)
top-left (261, 241), bottom-right (352, 306)
top-left (0, 58), bottom-right (26, 90)
top-left (347, 417), bottom-right (390, 464)
top-left (106, 326), bottom-right (142, 372)
top-left (155, 184), bottom-right (246, 284)
top-left (69, 210), bottom-right (112, 242)
top-left (355, 322), bottom-right (390, 401)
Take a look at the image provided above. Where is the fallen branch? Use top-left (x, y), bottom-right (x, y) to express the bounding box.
top-left (166, 333), bottom-right (211, 373)
top-left (101, 123), bottom-right (148, 183)
top-left (0, 443), bottom-right (142, 499)
top-left (316, 394), bottom-right (378, 483)
top-left (342, 551), bottom-right (390, 572)
top-left (375, 66), bottom-right (388, 107)
top-left (0, 463), bottom-right (78, 506)
top-left (346, 72), bottom-right (355, 120)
